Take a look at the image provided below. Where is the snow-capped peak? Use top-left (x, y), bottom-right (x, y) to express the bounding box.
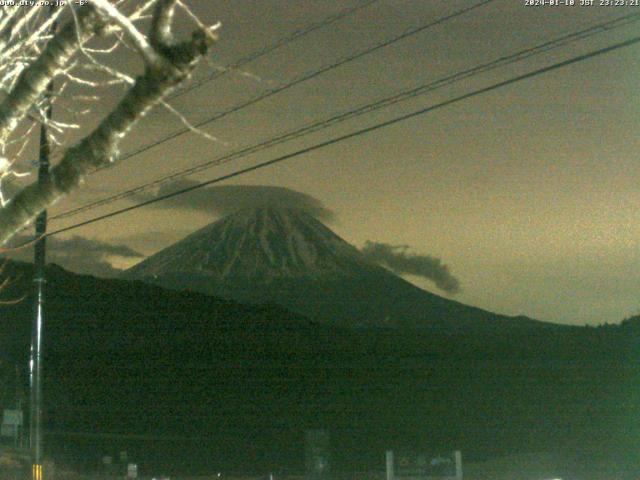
top-left (127, 207), bottom-right (365, 281)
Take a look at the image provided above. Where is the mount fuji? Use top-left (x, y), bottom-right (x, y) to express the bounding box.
top-left (124, 207), bottom-right (560, 333)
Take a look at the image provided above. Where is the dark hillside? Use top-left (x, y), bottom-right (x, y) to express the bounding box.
top-left (0, 261), bottom-right (636, 478)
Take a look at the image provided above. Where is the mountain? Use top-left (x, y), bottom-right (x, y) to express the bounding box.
top-left (126, 206), bottom-right (365, 279)
top-left (0, 260), bottom-right (637, 478)
top-left (124, 207), bottom-right (560, 334)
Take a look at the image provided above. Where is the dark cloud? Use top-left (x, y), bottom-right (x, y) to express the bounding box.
top-left (3, 235), bottom-right (143, 278)
top-left (360, 241), bottom-right (460, 294)
top-left (48, 236), bottom-right (143, 258)
top-left (113, 229), bottom-right (195, 254)
top-left (135, 182), bottom-right (335, 222)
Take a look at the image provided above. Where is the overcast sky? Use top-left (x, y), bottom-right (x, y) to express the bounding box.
top-left (7, 0), bottom-right (640, 326)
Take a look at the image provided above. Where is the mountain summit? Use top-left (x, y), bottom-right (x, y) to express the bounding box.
top-left (127, 207), bottom-right (367, 281)
top-left (125, 207), bottom-right (559, 333)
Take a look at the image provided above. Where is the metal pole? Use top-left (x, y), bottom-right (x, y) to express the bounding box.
top-left (385, 450), bottom-right (394, 480)
top-left (30, 10), bottom-right (55, 477)
top-left (454, 450), bottom-right (462, 479)
top-left (29, 107), bottom-right (50, 480)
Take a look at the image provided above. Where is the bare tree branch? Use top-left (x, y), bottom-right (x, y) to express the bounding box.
top-left (0, 6), bottom-right (104, 147)
top-left (91, 0), bottom-right (161, 65)
top-left (0, 2), bottom-right (218, 245)
top-left (151, 0), bottom-right (177, 48)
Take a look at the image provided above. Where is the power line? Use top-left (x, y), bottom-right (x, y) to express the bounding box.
top-left (43, 0), bottom-right (383, 173)
top-left (49, 11), bottom-right (640, 221)
top-left (165, 0), bottom-right (382, 101)
top-left (42, 34), bottom-right (640, 240)
top-left (50, 0), bottom-right (499, 220)
top-left (84, 0), bottom-right (496, 175)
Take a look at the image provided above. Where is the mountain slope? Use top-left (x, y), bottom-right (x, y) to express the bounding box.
top-left (126, 207), bottom-right (366, 280)
top-left (125, 207), bottom-right (561, 333)
top-left (0, 260), bottom-right (636, 478)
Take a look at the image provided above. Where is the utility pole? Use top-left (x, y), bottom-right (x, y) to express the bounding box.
top-left (30, 8), bottom-right (55, 480)
top-left (29, 94), bottom-right (51, 480)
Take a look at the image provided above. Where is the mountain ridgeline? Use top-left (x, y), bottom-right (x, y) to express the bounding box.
top-left (124, 207), bottom-right (556, 335)
top-left (0, 208), bottom-right (637, 477)
top-left (0, 260), bottom-right (637, 477)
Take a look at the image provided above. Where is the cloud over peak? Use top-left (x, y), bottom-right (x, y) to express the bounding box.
top-left (136, 182), bottom-right (335, 222)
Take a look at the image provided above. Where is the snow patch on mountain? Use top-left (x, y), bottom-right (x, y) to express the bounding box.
top-left (126, 207), bottom-right (367, 281)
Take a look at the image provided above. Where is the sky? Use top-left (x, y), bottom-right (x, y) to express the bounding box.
top-left (6, 0), bottom-right (640, 326)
